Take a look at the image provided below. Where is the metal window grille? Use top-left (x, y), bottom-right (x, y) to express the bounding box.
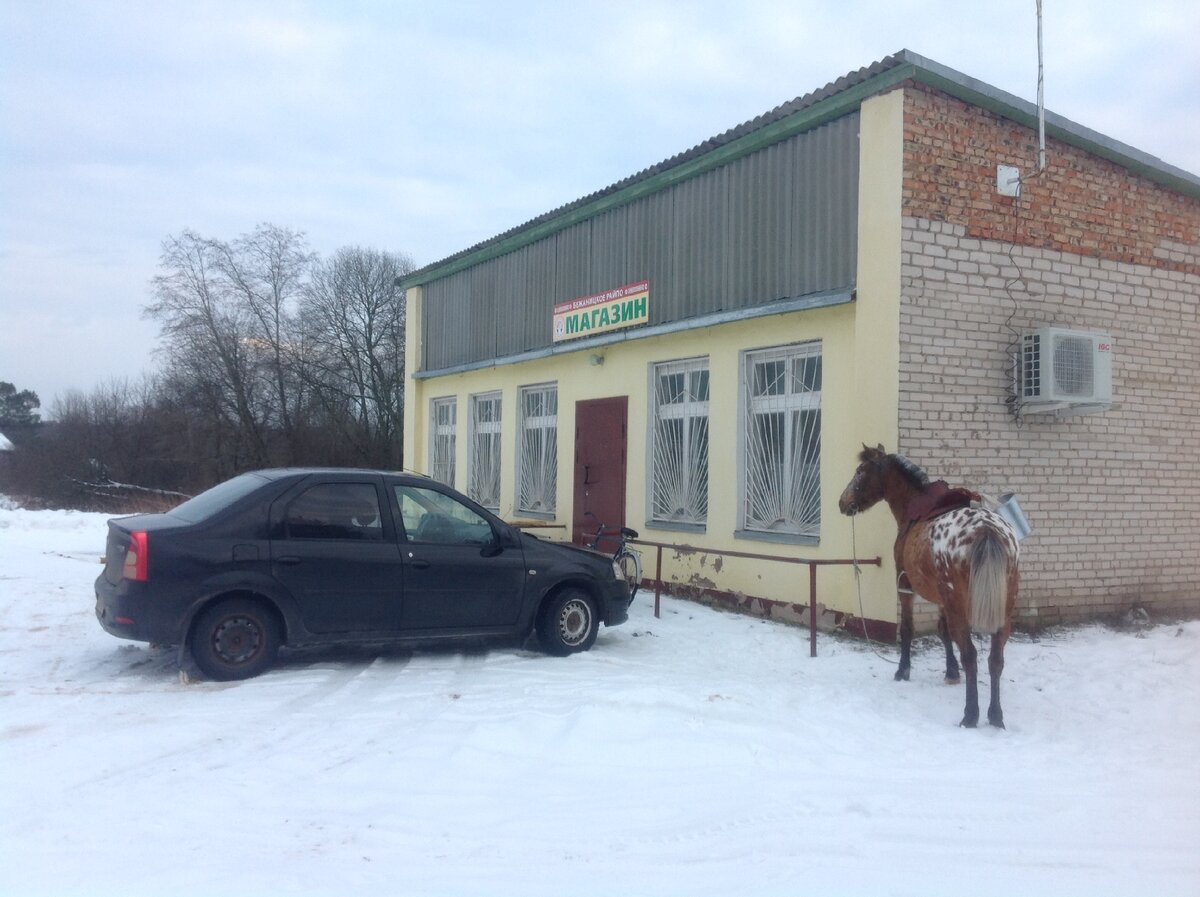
top-left (517, 384), bottom-right (557, 515)
top-left (430, 397), bottom-right (456, 486)
top-left (742, 344), bottom-right (822, 537)
top-left (468, 392), bottom-right (502, 510)
top-left (651, 358), bottom-right (709, 525)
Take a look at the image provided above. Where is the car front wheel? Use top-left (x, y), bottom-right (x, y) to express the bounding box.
top-left (537, 588), bottom-right (598, 656)
top-left (190, 597), bottom-right (281, 680)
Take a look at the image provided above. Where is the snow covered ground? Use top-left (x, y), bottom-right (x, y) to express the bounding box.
top-left (1, 503), bottom-right (1197, 897)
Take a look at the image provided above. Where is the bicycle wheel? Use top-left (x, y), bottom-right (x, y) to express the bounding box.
top-left (615, 548), bottom-right (642, 600)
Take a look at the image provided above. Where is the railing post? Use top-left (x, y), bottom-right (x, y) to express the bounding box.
top-left (809, 563), bottom-right (818, 658)
top-left (653, 545), bottom-right (663, 619)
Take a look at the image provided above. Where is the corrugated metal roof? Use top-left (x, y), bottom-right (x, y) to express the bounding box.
top-left (403, 52), bottom-right (905, 287)
top-left (419, 113), bottom-right (860, 373)
top-left (401, 48), bottom-right (1200, 288)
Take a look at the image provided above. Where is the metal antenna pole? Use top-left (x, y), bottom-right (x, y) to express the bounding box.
top-left (1037, 0), bottom-right (1047, 172)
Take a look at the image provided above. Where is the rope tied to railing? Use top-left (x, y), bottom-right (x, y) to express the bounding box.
top-left (850, 515), bottom-right (897, 665)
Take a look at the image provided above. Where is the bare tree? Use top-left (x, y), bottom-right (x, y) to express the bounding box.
top-left (6, 377), bottom-right (177, 509)
top-left (211, 224), bottom-right (314, 463)
top-left (142, 227), bottom-right (414, 482)
top-left (146, 230), bottom-right (275, 468)
top-left (302, 247), bottom-right (414, 468)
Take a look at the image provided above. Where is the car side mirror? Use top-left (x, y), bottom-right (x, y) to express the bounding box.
top-left (479, 524), bottom-right (509, 558)
top-left (482, 523), bottom-right (520, 557)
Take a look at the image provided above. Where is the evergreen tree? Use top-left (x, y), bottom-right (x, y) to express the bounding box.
top-left (0, 381), bottom-right (40, 428)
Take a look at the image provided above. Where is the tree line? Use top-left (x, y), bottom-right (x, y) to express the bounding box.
top-left (1, 224), bottom-right (414, 510)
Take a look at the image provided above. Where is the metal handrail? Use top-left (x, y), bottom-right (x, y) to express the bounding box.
top-left (628, 537), bottom-right (881, 657)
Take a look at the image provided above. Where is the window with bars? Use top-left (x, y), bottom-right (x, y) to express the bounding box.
top-left (517, 384), bottom-right (557, 515)
top-left (650, 358), bottom-right (709, 526)
top-left (429, 397), bottom-right (456, 487)
top-left (741, 343), bottom-right (822, 539)
top-left (468, 392), bottom-right (502, 511)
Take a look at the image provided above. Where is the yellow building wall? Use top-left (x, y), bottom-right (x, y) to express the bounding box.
top-left (402, 283), bottom-right (424, 475)
top-left (842, 89), bottom-right (905, 623)
top-left (401, 89), bottom-right (905, 626)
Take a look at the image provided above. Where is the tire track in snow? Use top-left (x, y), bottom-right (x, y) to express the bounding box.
top-left (272, 651), bottom-right (414, 716)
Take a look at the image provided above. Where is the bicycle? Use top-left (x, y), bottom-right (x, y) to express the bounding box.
top-left (585, 512), bottom-right (642, 601)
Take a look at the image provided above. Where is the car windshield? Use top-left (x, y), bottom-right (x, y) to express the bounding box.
top-left (169, 473), bottom-right (270, 523)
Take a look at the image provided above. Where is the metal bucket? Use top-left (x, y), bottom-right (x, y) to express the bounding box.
top-left (993, 492), bottom-right (1031, 541)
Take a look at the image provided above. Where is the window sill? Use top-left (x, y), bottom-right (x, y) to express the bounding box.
top-left (645, 520), bottom-right (707, 535)
top-left (734, 528), bottom-right (819, 547)
top-left (512, 510), bottom-right (558, 522)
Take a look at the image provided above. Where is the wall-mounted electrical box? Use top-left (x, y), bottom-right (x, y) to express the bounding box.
top-left (996, 164), bottom-right (1021, 197)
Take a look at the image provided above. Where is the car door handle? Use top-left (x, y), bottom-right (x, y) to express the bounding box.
top-left (411, 559), bottom-right (431, 569)
top-left (276, 555), bottom-right (302, 566)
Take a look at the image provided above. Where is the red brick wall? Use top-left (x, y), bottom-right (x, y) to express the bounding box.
top-left (902, 83), bottom-right (1200, 276)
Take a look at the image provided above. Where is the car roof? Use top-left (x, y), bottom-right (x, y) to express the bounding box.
top-left (250, 467), bottom-right (433, 481)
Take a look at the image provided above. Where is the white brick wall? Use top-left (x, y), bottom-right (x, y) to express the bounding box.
top-left (899, 216), bottom-right (1200, 630)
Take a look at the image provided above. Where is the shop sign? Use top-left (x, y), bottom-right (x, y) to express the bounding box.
top-left (553, 280), bottom-right (649, 343)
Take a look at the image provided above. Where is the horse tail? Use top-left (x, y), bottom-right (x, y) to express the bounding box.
top-left (968, 529), bottom-right (1010, 634)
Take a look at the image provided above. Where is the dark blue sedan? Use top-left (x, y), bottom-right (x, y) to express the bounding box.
top-left (96, 469), bottom-right (631, 679)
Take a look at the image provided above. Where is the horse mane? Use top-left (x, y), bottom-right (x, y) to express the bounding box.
top-left (857, 446), bottom-right (931, 491)
top-left (891, 453), bottom-right (931, 490)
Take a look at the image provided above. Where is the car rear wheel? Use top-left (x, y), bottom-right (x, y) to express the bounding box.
top-left (190, 597), bottom-right (280, 681)
top-left (537, 588), bottom-right (598, 656)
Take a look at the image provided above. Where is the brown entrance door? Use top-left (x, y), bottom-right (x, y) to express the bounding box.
top-left (572, 396), bottom-right (628, 547)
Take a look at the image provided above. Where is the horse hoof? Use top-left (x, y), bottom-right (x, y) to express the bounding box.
top-left (894, 668), bottom-right (911, 682)
top-left (959, 717), bottom-right (978, 728)
top-left (988, 712), bottom-right (1006, 729)
top-left (944, 675), bottom-right (961, 685)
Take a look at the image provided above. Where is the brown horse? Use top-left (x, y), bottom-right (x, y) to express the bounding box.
top-left (838, 445), bottom-right (1020, 728)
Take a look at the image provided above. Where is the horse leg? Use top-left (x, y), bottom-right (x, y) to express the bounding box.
top-left (895, 593), bottom-right (913, 681)
top-left (987, 627), bottom-right (1010, 728)
top-left (938, 611), bottom-right (960, 684)
top-left (947, 614), bottom-right (979, 727)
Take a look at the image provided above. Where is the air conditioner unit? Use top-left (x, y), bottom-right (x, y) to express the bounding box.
top-left (1019, 327), bottom-right (1113, 409)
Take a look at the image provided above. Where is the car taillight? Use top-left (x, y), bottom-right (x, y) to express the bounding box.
top-left (122, 531), bottom-right (148, 581)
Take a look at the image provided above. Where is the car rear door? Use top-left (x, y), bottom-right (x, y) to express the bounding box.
top-left (270, 477), bottom-right (405, 633)
top-left (392, 482), bottom-right (525, 631)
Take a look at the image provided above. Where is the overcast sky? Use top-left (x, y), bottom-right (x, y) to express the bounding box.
top-left (2, 0), bottom-right (1198, 412)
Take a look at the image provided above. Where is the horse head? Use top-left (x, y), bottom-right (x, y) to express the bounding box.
top-left (839, 443), bottom-right (889, 516)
